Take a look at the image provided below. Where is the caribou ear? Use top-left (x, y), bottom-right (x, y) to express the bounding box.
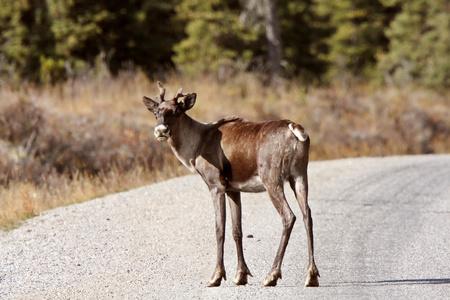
top-left (142, 96), bottom-right (159, 113)
top-left (178, 93), bottom-right (196, 111)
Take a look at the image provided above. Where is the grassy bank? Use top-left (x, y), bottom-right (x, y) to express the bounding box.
top-left (1, 72), bottom-right (449, 229)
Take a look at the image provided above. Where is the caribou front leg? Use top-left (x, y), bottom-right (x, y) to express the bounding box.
top-left (207, 188), bottom-right (227, 287)
top-left (227, 191), bottom-right (253, 285)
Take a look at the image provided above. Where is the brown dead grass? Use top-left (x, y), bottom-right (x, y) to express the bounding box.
top-left (1, 71), bottom-right (449, 229)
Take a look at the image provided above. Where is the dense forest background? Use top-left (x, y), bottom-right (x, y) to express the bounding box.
top-left (1, 0), bottom-right (449, 87)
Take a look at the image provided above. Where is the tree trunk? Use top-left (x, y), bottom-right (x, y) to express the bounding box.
top-left (264, 0), bottom-right (281, 86)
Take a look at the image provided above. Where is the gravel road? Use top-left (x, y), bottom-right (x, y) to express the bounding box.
top-left (1, 155), bottom-right (449, 299)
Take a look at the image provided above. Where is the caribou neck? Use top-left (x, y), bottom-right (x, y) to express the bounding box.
top-left (167, 113), bottom-right (207, 172)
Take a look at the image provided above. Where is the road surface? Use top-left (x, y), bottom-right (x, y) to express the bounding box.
top-left (1, 155), bottom-right (449, 299)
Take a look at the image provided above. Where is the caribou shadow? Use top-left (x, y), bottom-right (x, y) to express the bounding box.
top-left (324, 278), bottom-right (450, 287)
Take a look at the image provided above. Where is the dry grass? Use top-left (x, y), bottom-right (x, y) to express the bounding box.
top-left (1, 71), bottom-right (449, 229)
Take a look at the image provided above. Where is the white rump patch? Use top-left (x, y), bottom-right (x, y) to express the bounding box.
top-left (288, 123), bottom-right (307, 141)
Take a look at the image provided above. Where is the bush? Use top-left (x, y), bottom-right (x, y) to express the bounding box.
top-left (0, 99), bottom-right (169, 186)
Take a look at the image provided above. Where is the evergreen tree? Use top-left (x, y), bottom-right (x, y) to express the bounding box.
top-left (0, 0), bottom-right (182, 83)
top-left (379, 0), bottom-right (450, 88)
top-left (315, 0), bottom-right (392, 80)
top-left (174, 0), bottom-right (330, 82)
top-left (0, 0), bottom-right (55, 83)
top-left (47, 0), bottom-right (182, 78)
top-left (279, 0), bottom-right (330, 81)
top-left (173, 0), bottom-right (261, 77)
top-left (241, 0), bottom-right (330, 82)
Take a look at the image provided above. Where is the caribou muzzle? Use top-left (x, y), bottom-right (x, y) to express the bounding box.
top-left (154, 124), bottom-right (170, 141)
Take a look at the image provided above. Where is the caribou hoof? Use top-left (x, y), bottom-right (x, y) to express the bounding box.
top-left (305, 274), bottom-right (319, 287)
top-left (305, 265), bottom-right (320, 287)
top-left (207, 270), bottom-right (226, 287)
top-left (263, 270), bottom-right (281, 287)
top-left (233, 269), bottom-right (253, 285)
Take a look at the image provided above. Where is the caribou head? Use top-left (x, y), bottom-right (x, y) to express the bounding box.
top-left (143, 81), bottom-right (197, 142)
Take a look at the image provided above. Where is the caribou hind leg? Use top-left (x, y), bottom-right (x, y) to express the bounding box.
top-left (289, 175), bottom-right (320, 287)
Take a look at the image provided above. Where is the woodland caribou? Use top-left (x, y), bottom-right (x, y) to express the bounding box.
top-left (142, 82), bottom-right (319, 287)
